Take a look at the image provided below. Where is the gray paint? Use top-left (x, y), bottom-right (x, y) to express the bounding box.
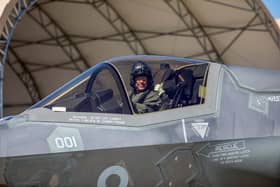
top-left (0, 61), bottom-right (279, 158)
top-left (0, 56), bottom-right (280, 186)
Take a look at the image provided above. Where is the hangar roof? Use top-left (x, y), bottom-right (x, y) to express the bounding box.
top-left (0, 0), bottom-right (280, 115)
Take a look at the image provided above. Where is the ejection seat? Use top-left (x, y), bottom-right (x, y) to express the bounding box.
top-left (171, 69), bottom-right (195, 108)
top-left (160, 68), bottom-right (176, 100)
top-left (159, 66), bottom-right (205, 109)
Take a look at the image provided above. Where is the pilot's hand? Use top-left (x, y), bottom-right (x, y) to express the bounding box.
top-left (154, 83), bottom-right (165, 96)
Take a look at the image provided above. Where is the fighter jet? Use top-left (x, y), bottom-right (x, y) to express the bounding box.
top-left (0, 55), bottom-right (279, 186)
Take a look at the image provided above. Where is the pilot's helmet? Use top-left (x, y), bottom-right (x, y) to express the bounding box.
top-left (130, 61), bottom-right (154, 89)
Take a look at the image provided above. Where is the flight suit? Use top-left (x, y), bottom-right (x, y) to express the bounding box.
top-left (130, 89), bottom-right (162, 114)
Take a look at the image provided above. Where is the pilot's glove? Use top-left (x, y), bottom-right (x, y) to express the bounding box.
top-left (154, 83), bottom-right (165, 96)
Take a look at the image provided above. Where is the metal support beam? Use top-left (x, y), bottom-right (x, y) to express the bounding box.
top-left (204, 0), bottom-right (253, 12)
top-left (27, 5), bottom-right (90, 72)
top-left (204, 0), bottom-right (280, 50)
top-left (10, 23), bottom-right (267, 49)
top-left (27, 59), bottom-right (80, 72)
top-left (185, 50), bottom-right (215, 59)
top-left (164, 0), bottom-right (223, 63)
top-left (48, 0), bottom-right (148, 54)
top-left (245, 0), bottom-right (280, 50)
top-left (4, 103), bottom-right (32, 108)
top-left (0, 0), bottom-right (37, 117)
top-left (7, 48), bottom-right (41, 103)
top-left (0, 0), bottom-right (37, 65)
top-left (219, 14), bottom-right (258, 57)
top-left (12, 21), bottom-right (266, 44)
top-left (89, 0), bottom-right (148, 54)
top-left (203, 23), bottom-right (267, 36)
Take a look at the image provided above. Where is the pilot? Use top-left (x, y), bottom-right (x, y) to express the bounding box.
top-left (129, 61), bottom-right (162, 114)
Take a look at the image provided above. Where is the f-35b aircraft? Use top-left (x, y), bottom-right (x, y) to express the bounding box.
top-left (0, 55), bottom-right (280, 186)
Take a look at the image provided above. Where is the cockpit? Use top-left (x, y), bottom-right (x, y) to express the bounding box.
top-left (32, 55), bottom-right (210, 115)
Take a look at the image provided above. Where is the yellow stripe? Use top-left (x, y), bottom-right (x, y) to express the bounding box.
top-left (199, 86), bottom-right (207, 98)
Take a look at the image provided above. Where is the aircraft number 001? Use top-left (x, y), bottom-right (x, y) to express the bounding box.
top-left (55, 136), bottom-right (78, 149)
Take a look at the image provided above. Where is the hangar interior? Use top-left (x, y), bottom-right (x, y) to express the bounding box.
top-left (0, 0), bottom-right (279, 116)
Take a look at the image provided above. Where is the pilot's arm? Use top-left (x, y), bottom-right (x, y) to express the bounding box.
top-left (131, 90), bottom-right (162, 114)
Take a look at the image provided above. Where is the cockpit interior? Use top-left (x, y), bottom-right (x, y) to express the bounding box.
top-left (34, 56), bottom-right (209, 115)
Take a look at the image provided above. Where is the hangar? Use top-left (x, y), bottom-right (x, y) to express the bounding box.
top-left (0, 0), bottom-right (279, 116)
